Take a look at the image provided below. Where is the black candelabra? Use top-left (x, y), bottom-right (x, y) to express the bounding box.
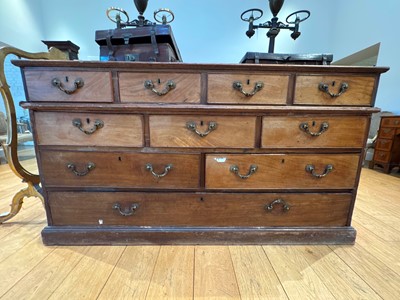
top-left (241, 0), bottom-right (310, 53)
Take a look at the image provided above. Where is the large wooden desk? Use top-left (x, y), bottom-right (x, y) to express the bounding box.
top-left (14, 60), bottom-right (388, 245)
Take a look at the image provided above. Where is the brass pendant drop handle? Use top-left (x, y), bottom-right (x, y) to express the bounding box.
top-left (186, 121), bottom-right (218, 137)
top-left (318, 82), bottom-right (349, 98)
top-left (67, 162), bottom-right (96, 176)
top-left (299, 122), bottom-right (329, 136)
top-left (305, 164), bottom-right (333, 178)
top-left (113, 203), bottom-right (139, 217)
top-left (232, 81), bottom-right (264, 97)
top-left (146, 163), bottom-right (173, 178)
top-left (144, 79), bottom-right (176, 96)
top-left (72, 118), bottom-right (104, 135)
top-left (52, 77), bottom-right (84, 95)
top-left (230, 164), bottom-right (258, 179)
top-left (265, 199), bottom-right (290, 213)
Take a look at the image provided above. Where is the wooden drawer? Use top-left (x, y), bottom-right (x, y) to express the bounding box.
top-left (40, 151), bottom-right (200, 189)
top-left (294, 75), bottom-right (375, 106)
top-left (48, 191), bottom-right (352, 227)
top-left (119, 72), bottom-right (201, 103)
top-left (262, 116), bottom-right (368, 148)
top-left (379, 128), bottom-right (396, 139)
top-left (24, 70), bottom-right (113, 102)
top-left (375, 139), bottom-right (393, 151)
top-left (207, 73), bottom-right (288, 104)
top-left (381, 117), bottom-right (400, 128)
top-left (150, 115), bottom-right (256, 148)
top-left (34, 112), bottom-right (144, 147)
top-left (373, 150), bottom-right (390, 163)
top-left (206, 154), bottom-right (360, 190)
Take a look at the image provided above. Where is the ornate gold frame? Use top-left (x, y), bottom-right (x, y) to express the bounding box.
top-left (0, 42), bottom-right (67, 223)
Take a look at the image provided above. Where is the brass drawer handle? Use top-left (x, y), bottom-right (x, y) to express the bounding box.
top-left (72, 118), bottom-right (104, 135)
top-left (67, 162), bottom-right (95, 176)
top-left (265, 199), bottom-right (290, 213)
top-left (318, 82), bottom-right (349, 98)
top-left (305, 164), bottom-right (333, 178)
top-left (232, 81), bottom-right (264, 97)
top-left (113, 203), bottom-right (139, 217)
top-left (146, 163), bottom-right (173, 178)
top-left (299, 122), bottom-right (329, 136)
top-left (52, 77), bottom-right (84, 94)
top-left (230, 164), bottom-right (258, 179)
top-left (186, 121), bottom-right (217, 137)
top-left (144, 79), bottom-right (176, 96)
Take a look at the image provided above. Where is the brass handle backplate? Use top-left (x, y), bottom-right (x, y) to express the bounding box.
top-left (230, 164), bottom-right (258, 179)
top-left (146, 163), bottom-right (173, 178)
top-left (265, 199), bottom-right (290, 212)
top-left (305, 164), bottom-right (333, 178)
top-left (232, 81), bottom-right (264, 97)
top-left (186, 121), bottom-right (217, 137)
top-left (318, 82), bottom-right (349, 98)
top-left (72, 118), bottom-right (104, 135)
top-left (299, 122), bottom-right (329, 136)
top-left (113, 203), bottom-right (139, 216)
top-left (52, 77), bottom-right (84, 94)
top-left (67, 162), bottom-right (95, 176)
top-left (144, 79), bottom-right (176, 96)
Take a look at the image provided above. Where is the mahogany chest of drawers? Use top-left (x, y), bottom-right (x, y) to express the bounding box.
top-left (371, 115), bottom-right (400, 173)
top-left (15, 60), bottom-right (388, 245)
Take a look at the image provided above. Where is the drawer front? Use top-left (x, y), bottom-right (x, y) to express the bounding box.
top-left (48, 192), bottom-right (351, 227)
top-left (262, 116), bottom-right (368, 148)
top-left (381, 117), bottom-right (400, 128)
top-left (40, 151), bottom-right (200, 189)
top-left (24, 70), bottom-right (113, 102)
top-left (373, 150), bottom-right (390, 163)
top-left (119, 72), bottom-right (201, 103)
top-left (208, 74), bottom-right (288, 104)
top-left (206, 154), bottom-right (360, 189)
top-left (294, 75), bottom-right (375, 106)
top-left (150, 115), bottom-right (256, 148)
top-left (375, 139), bottom-right (393, 151)
top-left (379, 128), bottom-right (396, 139)
top-left (34, 112), bottom-right (144, 147)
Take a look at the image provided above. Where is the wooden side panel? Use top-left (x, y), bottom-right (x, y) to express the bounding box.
top-left (262, 116), bottom-right (368, 148)
top-left (206, 154), bottom-right (360, 189)
top-left (34, 112), bottom-right (144, 147)
top-left (24, 70), bottom-right (113, 102)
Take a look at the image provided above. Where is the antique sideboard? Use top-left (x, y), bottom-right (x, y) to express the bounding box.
top-left (13, 60), bottom-right (388, 245)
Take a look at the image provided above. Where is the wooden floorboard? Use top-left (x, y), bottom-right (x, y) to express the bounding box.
top-left (0, 163), bottom-right (399, 299)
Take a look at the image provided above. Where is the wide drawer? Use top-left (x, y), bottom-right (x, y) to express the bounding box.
top-left (262, 116), bottom-right (368, 148)
top-left (379, 128), bottom-right (396, 139)
top-left (294, 75), bottom-right (376, 106)
top-left (150, 115), bottom-right (256, 148)
top-left (40, 151), bottom-right (200, 189)
top-left (375, 139), bottom-right (393, 151)
top-left (119, 72), bottom-right (201, 103)
top-left (34, 112), bottom-right (144, 147)
top-left (24, 70), bottom-right (113, 102)
top-left (207, 73), bottom-right (288, 104)
top-left (206, 154), bottom-right (360, 189)
top-left (381, 117), bottom-right (400, 128)
top-left (373, 150), bottom-right (390, 163)
top-left (48, 191), bottom-right (352, 227)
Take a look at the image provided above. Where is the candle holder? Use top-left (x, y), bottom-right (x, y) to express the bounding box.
top-left (241, 0), bottom-right (310, 53)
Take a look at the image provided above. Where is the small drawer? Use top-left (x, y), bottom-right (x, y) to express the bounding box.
top-left (375, 139), bottom-right (393, 151)
top-left (208, 73), bottom-right (288, 105)
top-left (373, 150), bottom-right (390, 163)
top-left (294, 75), bottom-right (376, 106)
top-left (48, 191), bottom-right (352, 227)
top-left (150, 115), bottom-right (256, 148)
top-left (34, 112), bottom-right (144, 147)
top-left (40, 151), bottom-right (200, 189)
top-left (262, 116), bottom-right (368, 148)
top-left (119, 72), bottom-right (201, 103)
top-left (205, 154), bottom-right (360, 190)
top-left (379, 128), bottom-right (396, 139)
top-left (24, 70), bottom-right (113, 102)
top-left (381, 117), bottom-right (400, 128)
